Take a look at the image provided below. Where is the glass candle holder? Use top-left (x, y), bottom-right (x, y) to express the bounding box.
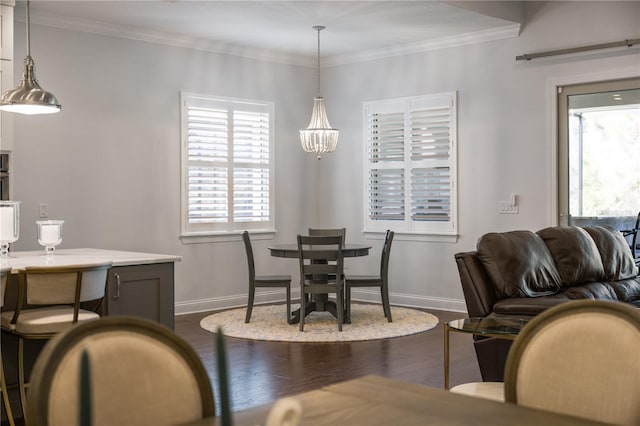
top-left (0, 201), bottom-right (20, 257)
top-left (37, 220), bottom-right (63, 255)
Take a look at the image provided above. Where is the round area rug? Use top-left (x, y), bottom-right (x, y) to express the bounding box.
top-left (200, 304), bottom-right (439, 342)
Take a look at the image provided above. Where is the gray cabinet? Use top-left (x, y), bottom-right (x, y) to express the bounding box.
top-left (106, 262), bottom-right (175, 329)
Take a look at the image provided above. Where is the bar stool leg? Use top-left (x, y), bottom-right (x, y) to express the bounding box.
top-left (18, 338), bottom-right (28, 424)
top-left (1, 357), bottom-right (15, 426)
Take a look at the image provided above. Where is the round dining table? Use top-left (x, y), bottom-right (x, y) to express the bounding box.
top-left (268, 243), bottom-right (371, 324)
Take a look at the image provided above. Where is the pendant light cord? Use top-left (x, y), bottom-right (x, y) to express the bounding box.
top-left (316, 27), bottom-right (320, 96)
top-left (26, 0), bottom-right (32, 59)
top-left (313, 26), bottom-right (325, 97)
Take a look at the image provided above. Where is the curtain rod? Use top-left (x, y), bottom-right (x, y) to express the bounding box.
top-left (516, 38), bottom-right (639, 61)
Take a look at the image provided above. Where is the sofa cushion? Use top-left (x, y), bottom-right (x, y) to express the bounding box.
top-left (493, 293), bottom-right (570, 316)
top-left (583, 226), bottom-right (639, 280)
top-left (607, 277), bottom-right (640, 303)
top-left (562, 282), bottom-right (618, 300)
top-left (477, 231), bottom-right (562, 298)
top-left (537, 226), bottom-right (605, 286)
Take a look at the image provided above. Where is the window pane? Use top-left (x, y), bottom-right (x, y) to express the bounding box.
top-left (568, 88), bottom-right (640, 218)
top-left (233, 168), bottom-right (270, 222)
top-left (188, 167), bottom-right (228, 223)
top-left (369, 168), bottom-right (405, 221)
top-left (411, 167), bottom-right (450, 221)
top-left (187, 107), bottom-right (228, 162)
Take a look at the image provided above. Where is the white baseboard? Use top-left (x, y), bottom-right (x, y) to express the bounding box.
top-left (175, 288), bottom-right (467, 315)
top-left (351, 289), bottom-right (467, 313)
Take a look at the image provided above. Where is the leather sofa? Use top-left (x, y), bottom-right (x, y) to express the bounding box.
top-left (454, 225), bottom-right (640, 381)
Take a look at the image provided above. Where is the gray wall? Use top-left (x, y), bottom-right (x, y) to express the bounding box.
top-left (9, 1), bottom-right (640, 314)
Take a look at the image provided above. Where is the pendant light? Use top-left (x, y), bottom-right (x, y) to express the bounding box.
top-left (0, 0), bottom-right (61, 115)
top-left (300, 25), bottom-right (338, 160)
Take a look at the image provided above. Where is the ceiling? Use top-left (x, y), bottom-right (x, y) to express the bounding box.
top-left (18, 1), bottom-right (524, 67)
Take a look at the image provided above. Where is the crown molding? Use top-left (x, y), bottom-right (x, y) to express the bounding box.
top-left (324, 23), bottom-right (521, 67)
top-left (24, 12), bottom-right (520, 69)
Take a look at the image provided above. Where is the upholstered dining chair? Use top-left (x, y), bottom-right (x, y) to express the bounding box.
top-left (242, 231), bottom-right (292, 323)
top-left (345, 229), bottom-right (394, 323)
top-left (0, 266), bottom-right (15, 426)
top-left (26, 316), bottom-right (215, 426)
top-left (503, 299), bottom-right (640, 425)
top-left (0, 262), bottom-right (111, 422)
top-left (297, 234), bottom-right (344, 331)
top-left (451, 299), bottom-right (640, 423)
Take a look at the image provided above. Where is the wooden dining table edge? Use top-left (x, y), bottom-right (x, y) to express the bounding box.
top-left (179, 375), bottom-right (610, 426)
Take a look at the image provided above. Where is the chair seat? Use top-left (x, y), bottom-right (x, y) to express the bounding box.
top-left (255, 275), bottom-right (291, 284)
top-left (345, 275), bottom-right (382, 285)
top-left (1, 307), bottom-right (100, 335)
top-left (449, 382), bottom-right (505, 402)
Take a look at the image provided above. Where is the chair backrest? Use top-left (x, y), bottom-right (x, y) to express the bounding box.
top-left (308, 228), bottom-right (346, 247)
top-left (21, 262), bottom-right (111, 306)
top-left (380, 230), bottom-right (394, 280)
top-left (242, 231), bottom-right (256, 281)
top-left (0, 266), bottom-right (10, 309)
top-left (504, 300), bottom-right (640, 425)
top-left (631, 211), bottom-right (640, 260)
top-left (297, 235), bottom-right (344, 283)
top-left (27, 316), bottom-right (215, 426)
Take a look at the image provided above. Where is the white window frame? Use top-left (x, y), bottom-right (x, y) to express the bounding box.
top-left (180, 92), bottom-right (275, 241)
top-left (363, 92), bottom-right (457, 239)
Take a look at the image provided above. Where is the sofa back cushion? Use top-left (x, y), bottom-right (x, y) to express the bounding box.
top-left (537, 226), bottom-right (605, 286)
top-left (477, 231), bottom-right (562, 298)
top-left (583, 226), bottom-right (638, 280)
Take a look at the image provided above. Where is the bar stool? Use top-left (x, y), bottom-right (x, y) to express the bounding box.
top-left (0, 266), bottom-right (15, 426)
top-left (0, 262), bottom-right (111, 422)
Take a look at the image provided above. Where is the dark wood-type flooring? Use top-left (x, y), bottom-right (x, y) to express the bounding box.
top-left (175, 305), bottom-right (482, 416)
top-left (1, 305), bottom-right (481, 424)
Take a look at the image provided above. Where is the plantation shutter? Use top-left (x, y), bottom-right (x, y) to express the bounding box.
top-left (232, 110), bottom-right (270, 223)
top-left (364, 93), bottom-right (457, 235)
top-left (368, 111), bottom-right (405, 221)
top-left (409, 103), bottom-right (453, 222)
top-left (182, 94), bottom-right (274, 236)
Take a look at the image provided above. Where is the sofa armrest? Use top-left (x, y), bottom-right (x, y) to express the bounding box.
top-left (455, 251), bottom-right (497, 317)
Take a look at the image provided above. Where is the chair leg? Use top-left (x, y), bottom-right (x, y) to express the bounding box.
top-left (299, 289), bottom-right (306, 332)
top-left (18, 338), bottom-right (27, 424)
top-left (245, 286), bottom-right (255, 323)
top-left (381, 286), bottom-right (392, 322)
top-left (0, 357), bottom-right (15, 426)
top-left (345, 283), bottom-right (352, 324)
top-left (285, 285), bottom-right (292, 324)
top-left (337, 287), bottom-right (343, 332)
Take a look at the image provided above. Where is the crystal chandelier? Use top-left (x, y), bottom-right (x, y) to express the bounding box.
top-left (0, 0), bottom-right (61, 115)
top-left (300, 26), bottom-right (338, 160)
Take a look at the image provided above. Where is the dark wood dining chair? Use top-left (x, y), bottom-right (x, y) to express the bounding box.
top-left (345, 230), bottom-right (394, 323)
top-left (307, 228), bottom-right (346, 282)
top-left (297, 234), bottom-right (345, 331)
top-left (621, 211), bottom-right (640, 265)
top-left (309, 227), bottom-right (346, 246)
top-left (242, 231), bottom-right (292, 324)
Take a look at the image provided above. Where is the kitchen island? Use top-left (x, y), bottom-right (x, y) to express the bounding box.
top-left (2, 248), bottom-right (181, 329)
top-left (1, 248), bottom-right (181, 421)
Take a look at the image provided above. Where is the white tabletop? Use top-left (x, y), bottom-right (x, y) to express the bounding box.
top-left (1, 248), bottom-right (181, 272)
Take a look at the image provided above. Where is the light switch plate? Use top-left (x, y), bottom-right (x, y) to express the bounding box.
top-left (498, 201), bottom-right (518, 214)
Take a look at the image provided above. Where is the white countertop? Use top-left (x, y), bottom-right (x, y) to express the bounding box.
top-left (1, 248), bottom-right (181, 272)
